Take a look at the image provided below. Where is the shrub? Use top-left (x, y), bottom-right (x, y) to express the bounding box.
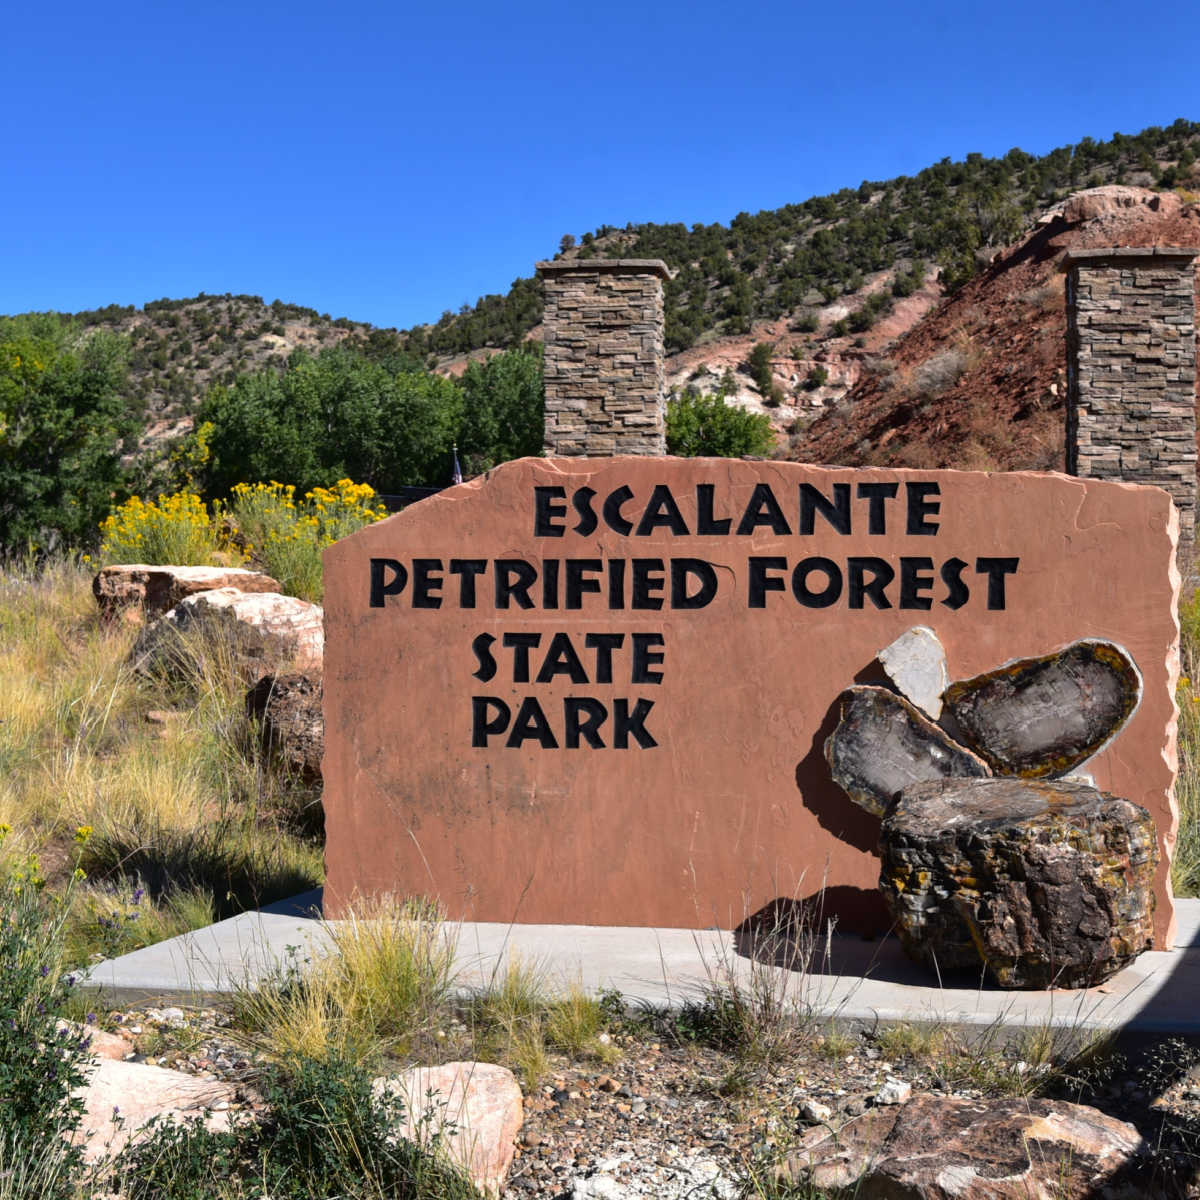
top-left (98, 492), bottom-right (238, 566)
top-left (804, 365), bottom-right (829, 391)
top-left (0, 827), bottom-right (93, 1196)
top-left (666, 391), bottom-right (774, 458)
top-left (228, 478), bottom-right (387, 602)
top-left (115, 1051), bottom-right (481, 1200)
top-left (747, 341), bottom-right (775, 396)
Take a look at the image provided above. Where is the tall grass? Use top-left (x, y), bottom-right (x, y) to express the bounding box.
top-left (1174, 590), bottom-right (1200, 897)
top-left (0, 556), bottom-right (322, 965)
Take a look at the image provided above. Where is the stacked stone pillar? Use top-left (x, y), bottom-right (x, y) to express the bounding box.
top-left (537, 259), bottom-right (673, 456)
top-left (1065, 246), bottom-right (1198, 565)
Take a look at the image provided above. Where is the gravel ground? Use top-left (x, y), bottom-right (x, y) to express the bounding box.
top-left (100, 1004), bottom-right (1200, 1199)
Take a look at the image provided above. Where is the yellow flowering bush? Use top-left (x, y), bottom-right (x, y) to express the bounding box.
top-left (98, 492), bottom-right (242, 567)
top-left (97, 480), bottom-right (386, 601)
top-left (228, 479), bottom-right (388, 602)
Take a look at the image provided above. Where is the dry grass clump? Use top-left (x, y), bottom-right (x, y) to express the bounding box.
top-left (235, 895), bottom-right (461, 1066)
top-left (0, 555), bottom-right (322, 964)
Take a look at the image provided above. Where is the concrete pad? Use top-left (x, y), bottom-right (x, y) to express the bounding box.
top-left (80, 893), bottom-right (1200, 1038)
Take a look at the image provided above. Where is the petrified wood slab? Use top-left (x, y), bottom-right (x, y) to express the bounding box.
top-left (880, 777), bottom-right (1157, 988)
top-left (877, 625), bottom-right (949, 720)
top-left (825, 686), bottom-right (990, 817)
top-left (942, 640), bottom-right (1141, 778)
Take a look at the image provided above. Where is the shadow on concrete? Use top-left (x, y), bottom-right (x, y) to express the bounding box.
top-left (260, 888), bottom-right (324, 918)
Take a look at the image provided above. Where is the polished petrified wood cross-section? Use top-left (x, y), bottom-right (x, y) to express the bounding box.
top-left (825, 686), bottom-right (990, 817)
top-left (941, 640), bottom-right (1142, 779)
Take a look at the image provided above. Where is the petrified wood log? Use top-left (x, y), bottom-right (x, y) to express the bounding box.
top-left (879, 777), bottom-right (1157, 988)
top-left (825, 686), bottom-right (990, 817)
top-left (942, 640), bottom-right (1141, 778)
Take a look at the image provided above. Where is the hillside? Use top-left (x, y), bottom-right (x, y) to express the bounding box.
top-left (7, 119), bottom-right (1200, 479)
top-left (788, 186), bottom-right (1200, 472)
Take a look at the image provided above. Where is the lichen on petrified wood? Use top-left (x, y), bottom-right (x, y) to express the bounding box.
top-left (942, 640), bottom-right (1141, 779)
top-left (879, 777), bottom-right (1157, 989)
top-left (825, 686), bottom-right (990, 817)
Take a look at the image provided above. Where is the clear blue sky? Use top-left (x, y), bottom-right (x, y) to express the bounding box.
top-left (2, 0), bottom-right (1198, 331)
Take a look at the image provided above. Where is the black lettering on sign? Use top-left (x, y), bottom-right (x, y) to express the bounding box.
top-left (607, 559), bottom-right (626, 610)
top-left (632, 633), bottom-right (666, 684)
top-left (636, 484), bottom-right (690, 536)
top-left (502, 632), bottom-right (541, 682)
top-left (449, 559), bottom-right (486, 607)
top-left (905, 483), bottom-right (940, 535)
top-left (940, 557), bottom-right (970, 610)
top-left (631, 559), bottom-right (665, 609)
top-left (471, 633), bottom-right (497, 682)
top-left (565, 559), bottom-right (602, 609)
top-left (857, 482), bottom-right (898, 534)
top-left (369, 558), bottom-right (407, 607)
top-left (899, 557), bottom-right (934, 610)
top-left (737, 484), bottom-right (791, 536)
top-left (848, 557), bottom-right (894, 609)
top-left (412, 558), bottom-right (443, 608)
top-left (535, 632), bottom-right (589, 684)
top-left (976, 557), bottom-right (1019, 610)
top-left (585, 632), bottom-right (625, 683)
top-left (565, 697), bottom-right (607, 748)
top-left (507, 697), bottom-right (558, 749)
top-left (793, 558), bottom-right (842, 608)
top-left (572, 487), bottom-right (598, 536)
top-left (613, 698), bottom-right (657, 748)
top-left (748, 556), bottom-right (787, 608)
top-left (542, 558), bottom-right (559, 609)
top-left (495, 559), bottom-right (537, 609)
top-left (534, 486), bottom-right (567, 537)
top-left (798, 483), bottom-right (851, 535)
top-left (696, 483), bottom-right (732, 535)
top-left (671, 558), bottom-right (718, 609)
top-left (471, 696), bottom-right (509, 747)
top-left (603, 486), bottom-right (635, 535)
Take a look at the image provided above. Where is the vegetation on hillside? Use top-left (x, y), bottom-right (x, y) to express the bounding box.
top-left (406, 119), bottom-right (1200, 357)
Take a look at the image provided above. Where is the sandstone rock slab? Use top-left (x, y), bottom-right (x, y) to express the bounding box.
top-left (132, 587), bottom-right (323, 682)
top-left (826, 686), bottom-right (990, 817)
top-left (374, 1061), bottom-right (523, 1197)
top-left (74, 1058), bottom-right (236, 1163)
top-left (245, 672), bottom-right (324, 782)
top-left (877, 625), bottom-right (949, 719)
top-left (943, 639), bottom-right (1142, 779)
top-left (779, 1093), bottom-right (1154, 1199)
top-left (880, 777), bottom-right (1158, 987)
top-left (93, 564), bottom-right (280, 623)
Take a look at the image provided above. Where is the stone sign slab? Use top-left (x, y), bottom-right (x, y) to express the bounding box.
top-left (322, 458), bottom-right (1180, 947)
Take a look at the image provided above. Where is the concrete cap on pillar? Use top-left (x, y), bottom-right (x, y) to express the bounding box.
top-left (536, 259), bottom-right (675, 279)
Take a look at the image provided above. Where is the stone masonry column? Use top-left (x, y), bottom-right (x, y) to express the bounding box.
top-left (536, 259), bottom-right (674, 456)
top-left (1065, 246), bottom-right (1199, 563)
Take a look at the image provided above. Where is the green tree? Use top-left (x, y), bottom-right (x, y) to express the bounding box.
top-left (666, 389), bottom-right (774, 458)
top-left (0, 317), bottom-right (133, 554)
top-left (199, 347), bottom-right (462, 496)
top-left (747, 341), bottom-right (775, 396)
top-left (456, 343), bottom-right (544, 474)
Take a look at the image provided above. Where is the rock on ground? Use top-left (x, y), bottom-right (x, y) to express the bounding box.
top-left (132, 587), bottom-right (323, 682)
top-left (74, 1058), bottom-right (237, 1163)
top-left (942, 639), bottom-right (1141, 778)
top-left (778, 1093), bottom-right (1156, 1199)
top-left (825, 686), bottom-right (990, 816)
top-left (374, 1061), bottom-right (523, 1198)
top-left (93, 564), bottom-right (280, 623)
top-left (57, 1021), bottom-right (134, 1062)
top-left (245, 672), bottom-right (324, 782)
top-left (880, 777), bottom-right (1158, 987)
top-left (877, 625), bottom-right (949, 719)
